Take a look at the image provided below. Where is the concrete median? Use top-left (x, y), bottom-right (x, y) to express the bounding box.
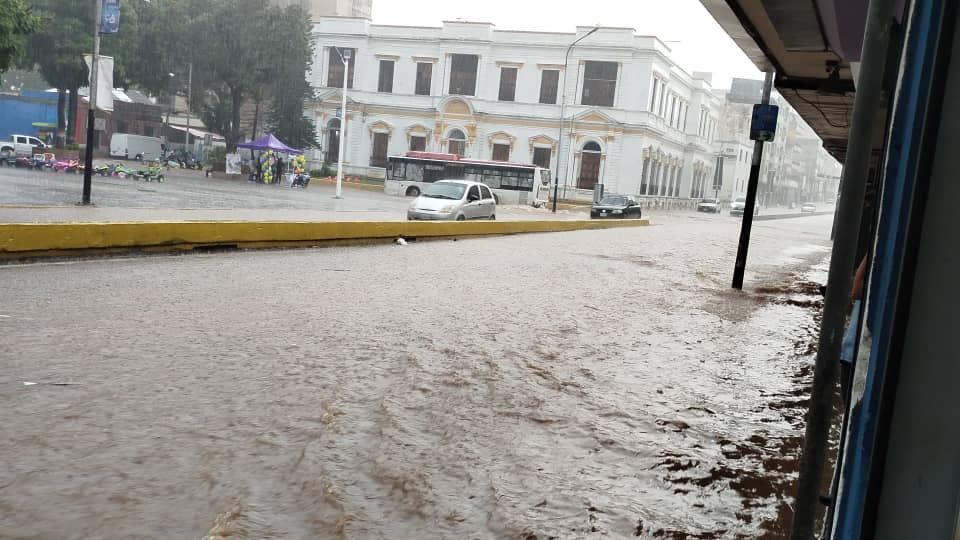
top-left (0, 219), bottom-right (649, 261)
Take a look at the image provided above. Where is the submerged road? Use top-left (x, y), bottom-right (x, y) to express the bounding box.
top-left (1, 214), bottom-right (833, 538)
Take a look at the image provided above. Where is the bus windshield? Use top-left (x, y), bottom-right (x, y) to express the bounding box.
top-left (423, 182), bottom-right (466, 200)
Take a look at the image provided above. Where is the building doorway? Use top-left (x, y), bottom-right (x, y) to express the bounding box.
top-left (578, 141), bottom-right (602, 190)
top-left (325, 119), bottom-right (340, 163)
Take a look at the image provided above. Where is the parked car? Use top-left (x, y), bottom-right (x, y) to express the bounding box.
top-left (697, 198), bottom-right (722, 213)
top-left (0, 134), bottom-right (48, 158)
top-left (730, 197), bottom-right (747, 216)
top-left (407, 180), bottom-right (496, 221)
top-left (590, 195), bottom-right (642, 219)
top-left (801, 202), bottom-right (817, 213)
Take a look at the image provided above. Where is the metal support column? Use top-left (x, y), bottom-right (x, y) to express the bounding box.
top-left (790, 0), bottom-right (898, 535)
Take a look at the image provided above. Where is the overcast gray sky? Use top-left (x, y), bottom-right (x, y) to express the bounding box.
top-left (372, 0), bottom-right (761, 89)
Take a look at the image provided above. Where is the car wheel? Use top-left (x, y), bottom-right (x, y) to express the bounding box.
top-left (405, 186), bottom-right (420, 197)
top-left (456, 214), bottom-right (466, 221)
top-left (489, 214), bottom-right (496, 220)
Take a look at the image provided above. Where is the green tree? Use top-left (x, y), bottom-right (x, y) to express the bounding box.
top-left (0, 0), bottom-right (41, 73)
top-left (22, 0), bottom-right (90, 144)
top-left (185, 0), bottom-right (276, 149)
top-left (267, 5), bottom-right (318, 150)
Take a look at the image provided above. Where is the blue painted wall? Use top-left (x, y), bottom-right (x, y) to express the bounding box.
top-left (0, 91), bottom-right (59, 141)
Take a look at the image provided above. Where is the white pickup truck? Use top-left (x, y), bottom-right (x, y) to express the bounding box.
top-left (1, 134), bottom-right (49, 158)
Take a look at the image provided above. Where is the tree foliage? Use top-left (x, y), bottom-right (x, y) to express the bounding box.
top-left (0, 0), bottom-right (41, 73)
top-left (21, 0), bottom-right (318, 150)
top-left (267, 5), bottom-right (318, 150)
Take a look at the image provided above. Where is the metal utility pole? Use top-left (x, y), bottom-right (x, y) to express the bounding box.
top-left (80, 0), bottom-right (103, 205)
top-left (790, 0), bottom-right (896, 534)
top-left (185, 62), bottom-right (192, 154)
top-left (553, 26), bottom-right (599, 213)
top-left (731, 70), bottom-right (774, 289)
top-left (335, 48), bottom-right (351, 199)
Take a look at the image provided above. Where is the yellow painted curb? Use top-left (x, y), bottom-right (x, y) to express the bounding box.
top-left (311, 179), bottom-right (385, 192)
top-left (0, 219), bottom-right (649, 260)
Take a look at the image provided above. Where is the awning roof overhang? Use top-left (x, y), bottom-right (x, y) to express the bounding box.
top-left (699, 0), bottom-right (889, 161)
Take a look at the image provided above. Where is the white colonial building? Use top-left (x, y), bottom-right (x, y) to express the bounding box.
top-left (306, 18), bottom-right (727, 202)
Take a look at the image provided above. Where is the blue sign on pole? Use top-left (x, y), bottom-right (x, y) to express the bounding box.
top-left (100, 0), bottom-right (121, 34)
top-left (750, 104), bottom-right (779, 142)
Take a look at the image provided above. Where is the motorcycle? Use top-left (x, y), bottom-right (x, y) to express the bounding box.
top-left (290, 173), bottom-right (311, 189)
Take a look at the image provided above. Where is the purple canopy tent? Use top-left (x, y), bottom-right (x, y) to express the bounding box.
top-left (236, 133), bottom-right (303, 155)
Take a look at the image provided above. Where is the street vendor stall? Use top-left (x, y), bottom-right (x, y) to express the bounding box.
top-left (236, 133), bottom-right (303, 185)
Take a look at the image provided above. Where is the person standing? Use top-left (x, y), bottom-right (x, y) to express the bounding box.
top-left (275, 155), bottom-right (284, 185)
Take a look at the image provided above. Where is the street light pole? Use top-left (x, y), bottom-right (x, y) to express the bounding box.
top-left (553, 26), bottom-right (599, 213)
top-left (335, 48), bottom-right (351, 199)
top-left (185, 62), bottom-right (192, 156)
top-left (80, 0), bottom-right (102, 205)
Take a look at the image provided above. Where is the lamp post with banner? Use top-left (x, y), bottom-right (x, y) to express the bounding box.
top-left (81, 0), bottom-right (120, 205)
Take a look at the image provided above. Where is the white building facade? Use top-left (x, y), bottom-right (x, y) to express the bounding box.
top-left (271, 0), bottom-right (372, 21)
top-left (307, 18), bottom-right (725, 203)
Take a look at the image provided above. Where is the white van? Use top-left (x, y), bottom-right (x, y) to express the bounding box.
top-left (110, 133), bottom-right (162, 161)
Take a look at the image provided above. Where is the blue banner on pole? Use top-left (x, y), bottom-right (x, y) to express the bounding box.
top-left (100, 0), bottom-right (121, 34)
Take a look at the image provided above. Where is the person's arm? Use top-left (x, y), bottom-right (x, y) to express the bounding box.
top-left (851, 257), bottom-right (868, 302)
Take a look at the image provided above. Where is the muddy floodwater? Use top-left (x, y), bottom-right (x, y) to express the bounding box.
top-left (0, 214), bottom-right (833, 538)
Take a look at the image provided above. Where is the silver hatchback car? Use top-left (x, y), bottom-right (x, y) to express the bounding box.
top-left (407, 180), bottom-right (497, 221)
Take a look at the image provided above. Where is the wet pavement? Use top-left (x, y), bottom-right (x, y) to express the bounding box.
top-left (0, 167), bottom-right (582, 223)
top-left (0, 214), bottom-right (834, 538)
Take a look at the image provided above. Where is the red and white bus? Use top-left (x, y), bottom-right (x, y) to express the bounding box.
top-left (384, 152), bottom-right (552, 207)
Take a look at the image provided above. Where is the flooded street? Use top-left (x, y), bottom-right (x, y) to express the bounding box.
top-left (1, 214), bottom-right (833, 538)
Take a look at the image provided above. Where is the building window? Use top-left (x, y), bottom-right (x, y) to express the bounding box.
top-left (377, 60), bottom-right (394, 93)
top-left (640, 158), bottom-right (650, 194)
top-left (415, 62), bottom-right (432, 96)
top-left (448, 129), bottom-right (466, 156)
top-left (327, 47), bottom-right (355, 89)
top-left (650, 78), bottom-right (660, 112)
top-left (492, 143), bottom-right (510, 161)
top-left (532, 147), bottom-right (551, 169)
top-left (370, 132), bottom-right (389, 168)
top-left (449, 54), bottom-right (479, 96)
top-left (581, 61), bottom-right (618, 107)
top-left (659, 87), bottom-right (668, 117)
top-left (117, 120), bottom-right (129, 133)
top-left (498, 67), bottom-right (518, 102)
top-left (539, 69), bottom-right (559, 104)
top-left (410, 135), bottom-right (426, 152)
top-left (669, 95), bottom-right (677, 126)
top-left (144, 126), bottom-right (154, 137)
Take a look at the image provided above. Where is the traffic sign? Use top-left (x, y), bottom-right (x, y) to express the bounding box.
top-left (750, 104), bottom-right (779, 142)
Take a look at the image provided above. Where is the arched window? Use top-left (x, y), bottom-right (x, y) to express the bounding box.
top-left (583, 141), bottom-right (601, 152)
top-left (325, 119), bottom-right (341, 164)
top-left (448, 129), bottom-right (466, 156)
